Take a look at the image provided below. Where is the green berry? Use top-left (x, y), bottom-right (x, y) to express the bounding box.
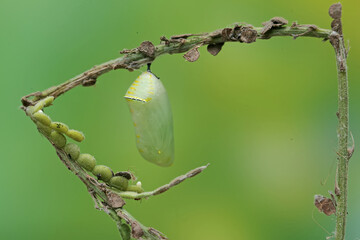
top-left (50, 122), bottom-right (69, 134)
top-left (66, 129), bottom-right (85, 142)
top-left (36, 121), bottom-right (52, 136)
top-left (32, 96), bottom-right (54, 113)
top-left (33, 111), bottom-right (52, 126)
top-left (43, 96), bottom-right (54, 107)
top-left (49, 130), bottom-right (66, 148)
top-left (33, 101), bottom-right (46, 113)
top-left (76, 153), bottom-right (96, 171)
top-left (92, 165), bottom-right (113, 182)
top-left (109, 176), bottom-right (129, 191)
top-left (64, 143), bottom-right (80, 160)
top-left (126, 182), bottom-right (144, 193)
top-left (26, 106), bottom-right (36, 115)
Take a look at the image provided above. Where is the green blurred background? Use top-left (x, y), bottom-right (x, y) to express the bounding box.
top-left (1, 0), bottom-right (359, 239)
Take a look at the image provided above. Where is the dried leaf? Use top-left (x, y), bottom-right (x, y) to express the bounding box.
top-left (314, 195), bottom-right (336, 216)
top-left (115, 171), bottom-right (133, 180)
top-left (160, 36), bottom-right (170, 45)
top-left (183, 46), bottom-right (200, 62)
top-left (329, 191), bottom-right (337, 207)
top-left (131, 222), bottom-right (144, 239)
top-left (335, 186), bottom-right (341, 196)
top-left (261, 21), bottom-right (273, 35)
top-left (207, 43), bottom-right (224, 56)
top-left (138, 41), bottom-right (155, 58)
top-left (106, 191), bottom-right (126, 208)
top-left (221, 28), bottom-right (232, 40)
top-left (331, 19), bottom-right (343, 34)
top-left (82, 78), bottom-right (97, 87)
top-left (271, 16), bottom-right (288, 26)
top-left (240, 27), bottom-right (257, 43)
top-left (231, 25), bottom-right (243, 40)
top-left (261, 17), bottom-right (288, 35)
top-left (329, 3), bottom-right (342, 19)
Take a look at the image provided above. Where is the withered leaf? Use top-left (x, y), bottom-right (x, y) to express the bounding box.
top-left (138, 41), bottom-right (155, 58)
top-left (183, 46), bottom-right (200, 62)
top-left (106, 191), bottom-right (126, 208)
top-left (82, 78), bottom-right (97, 87)
top-left (271, 16), bottom-right (288, 26)
top-left (314, 195), bottom-right (336, 216)
top-left (240, 27), bottom-right (257, 43)
top-left (114, 171), bottom-right (133, 180)
top-left (329, 3), bottom-right (342, 19)
top-left (261, 17), bottom-right (287, 35)
top-left (221, 28), bottom-right (232, 40)
top-left (207, 43), bottom-right (224, 56)
top-left (131, 222), bottom-right (144, 239)
top-left (335, 185), bottom-right (341, 196)
top-left (261, 21), bottom-right (273, 35)
top-left (331, 19), bottom-right (342, 34)
top-left (231, 25), bottom-right (242, 40)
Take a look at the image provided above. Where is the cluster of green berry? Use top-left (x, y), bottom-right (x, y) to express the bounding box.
top-left (26, 96), bottom-right (144, 193)
top-left (26, 96), bottom-right (84, 147)
top-left (64, 143), bottom-right (143, 192)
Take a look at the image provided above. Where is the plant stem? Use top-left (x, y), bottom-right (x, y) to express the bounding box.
top-left (22, 24), bottom-right (331, 105)
top-left (328, 3), bottom-right (350, 239)
top-left (331, 33), bottom-right (349, 240)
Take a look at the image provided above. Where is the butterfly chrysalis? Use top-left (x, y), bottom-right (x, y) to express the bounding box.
top-left (124, 71), bottom-right (174, 167)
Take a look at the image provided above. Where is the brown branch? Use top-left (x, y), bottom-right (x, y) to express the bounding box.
top-left (21, 22), bottom-right (331, 106)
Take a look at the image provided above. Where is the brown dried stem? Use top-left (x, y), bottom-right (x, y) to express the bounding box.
top-left (22, 23), bottom-right (331, 106)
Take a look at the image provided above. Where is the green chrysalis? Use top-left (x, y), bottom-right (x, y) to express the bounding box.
top-left (124, 71), bottom-right (174, 167)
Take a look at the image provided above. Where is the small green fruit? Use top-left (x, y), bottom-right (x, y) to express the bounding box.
top-left (76, 153), bottom-right (96, 171)
top-left (50, 122), bottom-right (69, 134)
top-left (33, 101), bottom-right (46, 113)
top-left (26, 106), bottom-right (36, 115)
top-left (66, 129), bottom-right (85, 142)
top-left (43, 96), bottom-right (54, 107)
top-left (32, 96), bottom-right (54, 113)
top-left (109, 176), bottom-right (129, 191)
top-left (92, 165), bottom-right (113, 182)
top-left (64, 143), bottom-right (80, 160)
top-left (49, 131), bottom-right (66, 148)
top-left (33, 111), bottom-right (52, 126)
top-left (36, 121), bottom-right (52, 136)
top-left (126, 182), bottom-right (144, 193)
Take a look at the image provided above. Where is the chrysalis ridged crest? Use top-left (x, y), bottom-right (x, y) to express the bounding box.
top-left (124, 71), bottom-right (174, 167)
